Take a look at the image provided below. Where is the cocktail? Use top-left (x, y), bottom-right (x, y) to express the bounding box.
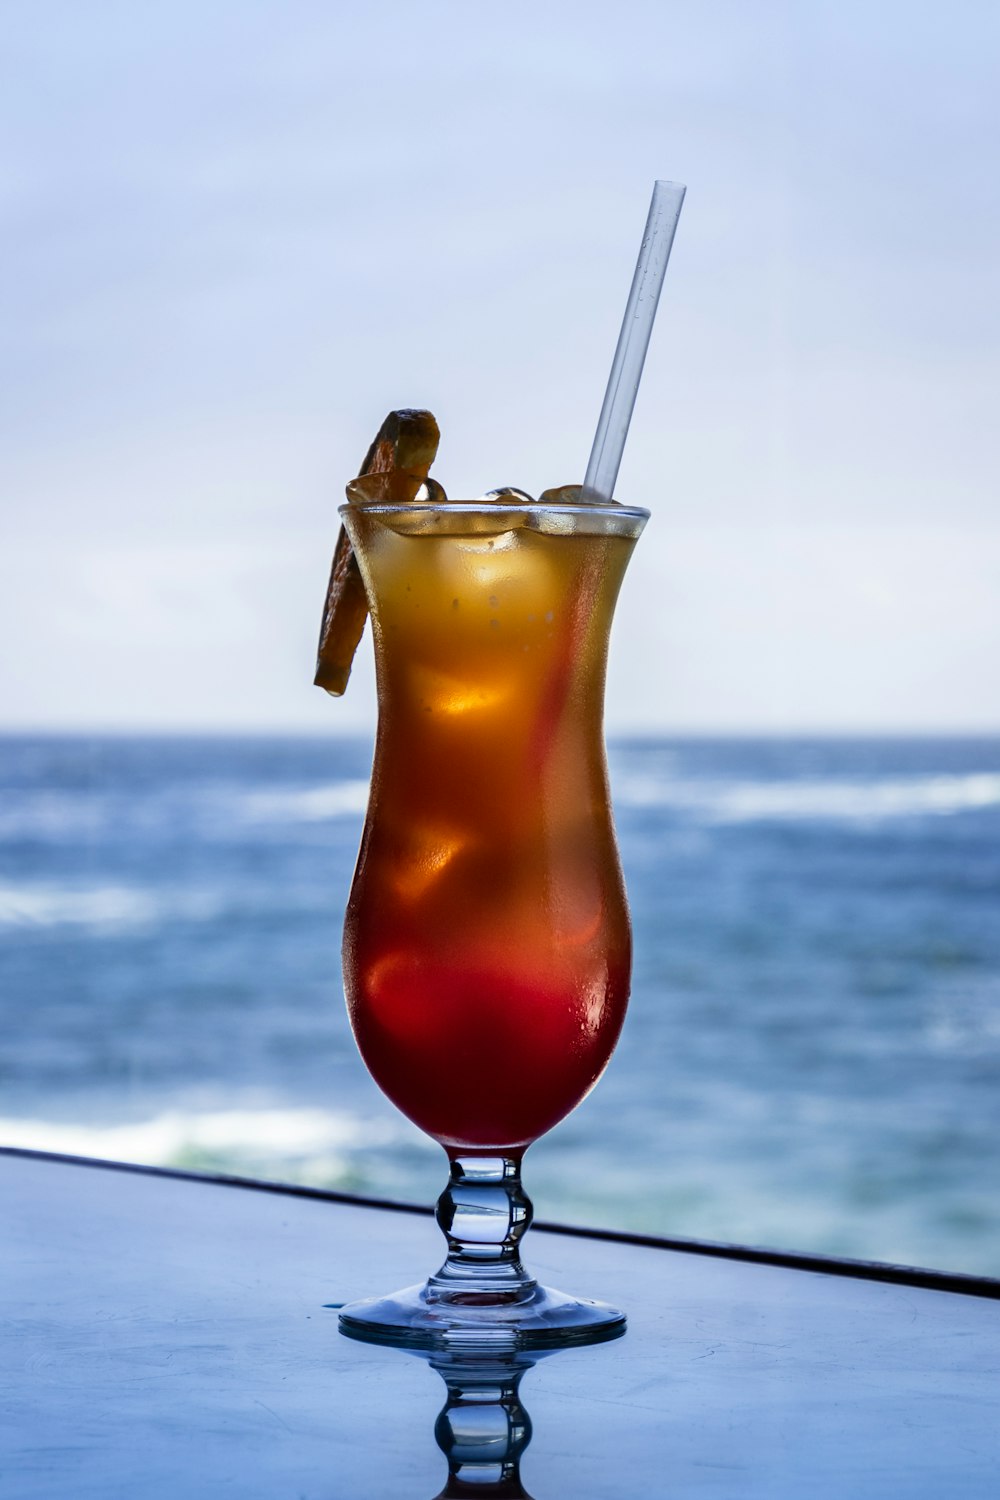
top-left (342, 498), bottom-right (645, 1154)
top-left (341, 491), bottom-right (643, 1346)
top-left (317, 183), bottom-right (685, 1348)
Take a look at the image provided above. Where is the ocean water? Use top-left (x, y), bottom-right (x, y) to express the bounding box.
top-left (1, 733), bottom-right (998, 1277)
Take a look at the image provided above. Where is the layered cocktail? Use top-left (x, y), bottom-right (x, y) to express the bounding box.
top-left (317, 421), bottom-right (645, 1346)
top-left (342, 500), bottom-right (643, 1153)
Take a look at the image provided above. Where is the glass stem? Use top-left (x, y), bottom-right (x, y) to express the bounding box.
top-left (429, 1154), bottom-right (536, 1303)
top-left (433, 1357), bottom-right (532, 1497)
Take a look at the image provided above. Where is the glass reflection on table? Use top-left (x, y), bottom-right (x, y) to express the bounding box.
top-left (341, 1324), bottom-right (624, 1497)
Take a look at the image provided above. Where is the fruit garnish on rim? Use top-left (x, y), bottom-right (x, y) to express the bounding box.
top-left (537, 484), bottom-right (619, 505)
top-left (314, 408), bottom-right (441, 696)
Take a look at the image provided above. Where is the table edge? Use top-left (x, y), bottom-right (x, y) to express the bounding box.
top-left (3, 1144), bottom-right (998, 1302)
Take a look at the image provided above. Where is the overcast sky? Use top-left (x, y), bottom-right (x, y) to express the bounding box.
top-left (2, 0), bottom-right (998, 733)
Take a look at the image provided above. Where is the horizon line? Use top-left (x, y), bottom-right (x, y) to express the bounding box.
top-left (2, 724), bottom-right (1000, 742)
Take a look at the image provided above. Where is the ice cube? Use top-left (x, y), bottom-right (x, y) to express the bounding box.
top-left (414, 477), bottom-right (449, 503)
top-left (461, 526), bottom-right (556, 607)
top-left (411, 662), bottom-right (512, 718)
top-left (537, 483), bottom-right (618, 505)
top-left (537, 483), bottom-right (583, 505)
top-left (480, 486), bottom-right (536, 504)
top-left (390, 822), bottom-right (468, 902)
top-left (346, 473), bottom-right (449, 505)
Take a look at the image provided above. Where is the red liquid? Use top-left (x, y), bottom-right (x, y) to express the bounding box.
top-left (342, 505), bottom-right (639, 1152)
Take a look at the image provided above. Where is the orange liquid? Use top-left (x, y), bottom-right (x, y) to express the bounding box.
top-left (342, 505), bottom-right (640, 1152)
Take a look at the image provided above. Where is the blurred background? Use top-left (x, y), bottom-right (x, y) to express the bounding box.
top-left (2, 1), bottom-right (998, 1274)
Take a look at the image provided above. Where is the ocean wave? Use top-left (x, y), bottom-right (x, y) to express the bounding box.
top-left (6, 766), bottom-right (996, 838)
top-left (613, 771), bottom-right (1000, 823)
top-left (0, 792), bottom-right (106, 841)
top-left (0, 881), bottom-right (160, 931)
top-left (0, 880), bottom-right (231, 932)
top-left (0, 777), bottom-right (372, 844)
top-left (239, 780), bottom-right (370, 822)
top-left (0, 1106), bottom-right (411, 1169)
top-left (925, 976), bottom-right (1000, 1055)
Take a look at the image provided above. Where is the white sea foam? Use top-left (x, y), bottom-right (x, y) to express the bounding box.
top-left (0, 881), bottom-right (160, 931)
top-left (0, 778), bottom-right (372, 843)
top-left (0, 881), bottom-right (229, 931)
top-left (240, 780), bottom-right (370, 822)
top-left (925, 977), bottom-right (1000, 1055)
top-left (613, 771), bottom-right (1000, 823)
top-left (0, 792), bottom-right (106, 841)
top-left (0, 1106), bottom-right (412, 1169)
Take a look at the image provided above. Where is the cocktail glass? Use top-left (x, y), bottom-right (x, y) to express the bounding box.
top-left (337, 496), bottom-right (647, 1349)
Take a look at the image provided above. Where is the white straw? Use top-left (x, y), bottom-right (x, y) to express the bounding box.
top-left (583, 179), bottom-right (686, 501)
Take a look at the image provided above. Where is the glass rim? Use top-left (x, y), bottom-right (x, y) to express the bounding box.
top-left (338, 500), bottom-right (651, 522)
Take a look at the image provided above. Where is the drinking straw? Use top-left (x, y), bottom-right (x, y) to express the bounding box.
top-left (583, 179), bottom-right (686, 501)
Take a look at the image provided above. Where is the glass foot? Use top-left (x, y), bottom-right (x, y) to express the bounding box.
top-left (338, 1279), bottom-right (626, 1350)
top-left (338, 1154), bottom-right (626, 1350)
